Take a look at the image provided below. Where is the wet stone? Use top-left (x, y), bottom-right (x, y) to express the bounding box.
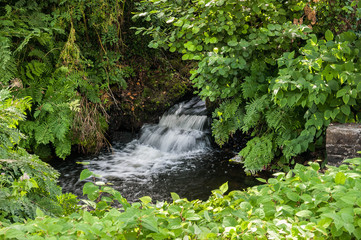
top-left (326, 123), bottom-right (361, 166)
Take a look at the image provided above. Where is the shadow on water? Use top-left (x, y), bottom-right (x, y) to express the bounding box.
top-left (51, 98), bottom-right (261, 202)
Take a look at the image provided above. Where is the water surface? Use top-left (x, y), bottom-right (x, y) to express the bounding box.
top-left (52, 98), bottom-right (260, 202)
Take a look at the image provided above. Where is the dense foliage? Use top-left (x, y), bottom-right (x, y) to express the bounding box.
top-left (3, 1), bottom-right (361, 238)
top-left (134, 0), bottom-right (361, 172)
top-left (0, 0), bottom-right (121, 158)
top-left (1, 158), bottom-right (361, 239)
top-left (0, 89), bottom-right (78, 224)
top-left (0, 0), bottom-right (190, 159)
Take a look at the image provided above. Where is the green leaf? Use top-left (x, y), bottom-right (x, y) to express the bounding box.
top-left (209, 37), bottom-right (217, 43)
top-left (96, 201), bottom-right (108, 210)
top-left (167, 218), bottom-right (182, 229)
top-left (335, 172), bottom-right (346, 184)
top-left (341, 195), bottom-right (357, 205)
top-left (324, 110), bottom-right (332, 119)
top-left (310, 162), bottom-right (320, 171)
top-left (354, 227), bottom-right (361, 239)
top-left (1, 229), bottom-right (24, 239)
top-left (182, 54), bottom-right (189, 60)
top-left (142, 215), bottom-right (159, 233)
top-left (296, 210), bottom-right (313, 218)
top-left (219, 182), bottom-right (228, 194)
top-left (318, 217), bottom-right (332, 228)
top-left (171, 192), bottom-right (180, 201)
top-left (344, 222), bottom-right (355, 234)
top-left (174, 19), bottom-right (183, 27)
top-left (341, 105), bottom-right (350, 115)
top-left (184, 211), bottom-right (201, 221)
top-left (344, 62), bottom-right (354, 72)
top-left (286, 191), bottom-right (300, 202)
top-left (240, 202), bottom-right (252, 211)
top-left (223, 216), bottom-right (237, 227)
top-left (288, 51), bottom-right (295, 60)
top-left (36, 207), bottom-right (45, 217)
top-left (342, 94), bottom-right (350, 104)
top-left (336, 88), bottom-right (347, 98)
top-left (325, 30), bottom-right (334, 41)
top-left (227, 40), bottom-right (238, 47)
top-left (267, 24), bottom-right (275, 31)
top-left (80, 169), bottom-right (93, 181)
top-left (192, 27), bottom-right (200, 34)
top-left (83, 182), bottom-right (99, 198)
top-left (254, 208), bottom-right (265, 219)
top-left (139, 196), bottom-right (152, 205)
top-left (82, 210), bottom-right (95, 224)
top-left (331, 108), bottom-right (340, 119)
top-left (256, 178), bottom-right (267, 183)
top-left (77, 161), bottom-right (90, 165)
top-left (204, 210), bottom-right (211, 222)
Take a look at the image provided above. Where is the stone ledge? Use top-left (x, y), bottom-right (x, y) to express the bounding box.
top-left (326, 123), bottom-right (361, 166)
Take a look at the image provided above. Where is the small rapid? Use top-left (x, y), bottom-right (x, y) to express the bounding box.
top-left (88, 97), bottom-right (211, 179)
top-left (53, 97), bottom-right (259, 202)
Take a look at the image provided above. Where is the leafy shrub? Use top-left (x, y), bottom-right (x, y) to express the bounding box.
top-left (0, 89), bottom-right (79, 224)
top-left (3, 158), bottom-right (361, 239)
top-left (0, 89), bottom-right (31, 158)
top-left (268, 31), bottom-right (361, 164)
top-left (0, 152), bottom-right (79, 224)
top-left (133, 0), bottom-right (361, 172)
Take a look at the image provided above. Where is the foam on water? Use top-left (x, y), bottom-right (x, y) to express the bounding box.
top-left (86, 97), bottom-right (211, 180)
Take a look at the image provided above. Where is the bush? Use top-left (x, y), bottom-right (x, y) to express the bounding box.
top-left (0, 89), bottom-right (79, 224)
top-left (2, 158), bottom-right (361, 239)
top-left (133, 0), bottom-right (361, 172)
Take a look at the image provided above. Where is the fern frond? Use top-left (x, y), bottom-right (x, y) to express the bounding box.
top-left (241, 76), bottom-right (258, 99)
top-left (14, 30), bottom-right (41, 55)
top-left (241, 95), bottom-right (269, 132)
top-left (240, 133), bottom-right (275, 173)
top-left (211, 98), bottom-right (244, 146)
top-left (0, 37), bottom-right (17, 85)
top-left (28, 49), bottom-right (46, 59)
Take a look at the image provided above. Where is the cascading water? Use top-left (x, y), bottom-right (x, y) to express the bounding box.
top-left (139, 98), bottom-right (210, 153)
top-left (53, 97), bottom-right (259, 202)
top-left (87, 97), bottom-right (212, 179)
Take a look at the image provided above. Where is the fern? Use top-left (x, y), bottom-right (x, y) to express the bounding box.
top-left (1, 0), bottom-right (129, 159)
top-left (240, 134), bottom-right (275, 174)
top-left (24, 60), bottom-right (47, 81)
top-left (20, 99), bottom-right (75, 159)
top-left (241, 94), bottom-right (269, 132)
top-left (0, 89), bottom-right (31, 157)
top-left (212, 98), bottom-right (244, 146)
top-left (0, 37), bottom-right (12, 71)
top-left (0, 37), bottom-right (17, 85)
top-left (14, 30), bottom-right (41, 55)
top-left (241, 76), bottom-right (258, 99)
top-left (0, 88), bottom-right (79, 223)
top-left (0, 151), bottom-right (77, 223)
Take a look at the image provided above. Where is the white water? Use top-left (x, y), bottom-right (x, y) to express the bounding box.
top-left (87, 97), bottom-right (211, 180)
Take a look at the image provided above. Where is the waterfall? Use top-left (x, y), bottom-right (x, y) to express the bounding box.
top-left (54, 97), bottom-right (259, 202)
top-left (139, 97), bottom-right (211, 152)
top-left (87, 97), bottom-right (211, 179)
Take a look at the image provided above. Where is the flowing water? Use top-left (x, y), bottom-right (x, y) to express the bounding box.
top-left (52, 97), bottom-right (260, 202)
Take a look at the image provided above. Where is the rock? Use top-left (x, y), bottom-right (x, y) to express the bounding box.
top-left (326, 123), bottom-right (361, 166)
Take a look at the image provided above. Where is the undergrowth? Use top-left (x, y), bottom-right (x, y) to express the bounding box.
top-left (0, 89), bottom-right (79, 224)
top-left (2, 158), bottom-right (361, 239)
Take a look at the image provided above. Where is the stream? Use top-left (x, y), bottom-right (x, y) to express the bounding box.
top-left (52, 97), bottom-right (260, 202)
